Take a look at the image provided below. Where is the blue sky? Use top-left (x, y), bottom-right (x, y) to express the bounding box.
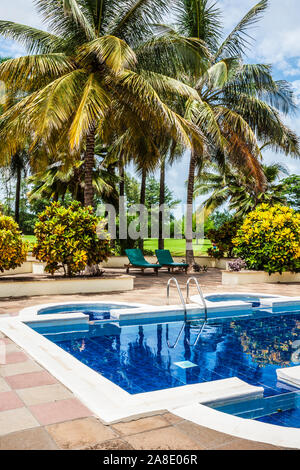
top-left (0, 0), bottom-right (300, 211)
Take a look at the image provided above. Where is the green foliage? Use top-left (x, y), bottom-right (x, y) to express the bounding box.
top-left (33, 201), bottom-right (111, 276)
top-left (207, 219), bottom-right (241, 258)
top-left (0, 214), bottom-right (28, 272)
top-left (125, 174), bottom-right (180, 209)
top-left (281, 175), bottom-right (300, 211)
top-left (233, 204), bottom-right (300, 274)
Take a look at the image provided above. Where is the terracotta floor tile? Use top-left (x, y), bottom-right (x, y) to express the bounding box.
top-left (17, 383), bottom-right (73, 406)
top-left (0, 360), bottom-right (43, 377)
top-left (6, 371), bottom-right (57, 390)
top-left (0, 407), bottom-right (39, 436)
top-left (0, 391), bottom-right (24, 412)
top-left (0, 427), bottom-right (58, 450)
top-left (30, 398), bottom-right (92, 426)
top-left (46, 417), bottom-right (116, 449)
top-left (0, 377), bottom-right (10, 393)
top-left (5, 352), bottom-right (28, 364)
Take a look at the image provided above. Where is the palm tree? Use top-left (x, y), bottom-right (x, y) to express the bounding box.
top-left (0, 0), bottom-right (203, 209)
top-left (175, 0), bottom-right (299, 265)
top-left (194, 162), bottom-right (289, 217)
top-left (10, 150), bottom-right (30, 224)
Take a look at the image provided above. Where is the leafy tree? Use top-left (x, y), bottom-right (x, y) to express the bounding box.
top-left (175, 0), bottom-right (299, 265)
top-left (33, 201), bottom-right (111, 276)
top-left (233, 204), bottom-right (300, 274)
top-left (194, 162), bottom-right (289, 217)
top-left (0, 214), bottom-right (28, 272)
top-left (281, 175), bottom-right (300, 211)
top-left (0, 0), bottom-right (202, 208)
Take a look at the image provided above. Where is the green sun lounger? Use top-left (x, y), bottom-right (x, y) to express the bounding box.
top-left (125, 249), bottom-right (162, 275)
top-left (155, 249), bottom-right (189, 273)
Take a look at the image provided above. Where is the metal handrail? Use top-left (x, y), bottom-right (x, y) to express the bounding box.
top-left (166, 278), bottom-right (188, 348)
top-left (186, 277), bottom-right (208, 321)
top-left (167, 277), bottom-right (187, 319)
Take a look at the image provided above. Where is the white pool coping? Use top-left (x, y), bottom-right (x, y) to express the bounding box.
top-left (190, 292), bottom-right (300, 313)
top-left (1, 298), bottom-right (300, 449)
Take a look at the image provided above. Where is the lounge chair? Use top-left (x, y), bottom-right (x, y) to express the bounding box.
top-left (125, 249), bottom-right (162, 275)
top-left (155, 249), bottom-right (189, 273)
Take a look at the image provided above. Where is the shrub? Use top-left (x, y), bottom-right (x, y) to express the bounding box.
top-left (0, 214), bottom-right (28, 272)
top-left (228, 258), bottom-right (247, 272)
top-left (33, 201), bottom-right (111, 276)
top-left (233, 204), bottom-right (300, 274)
top-left (207, 219), bottom-right (240, 258)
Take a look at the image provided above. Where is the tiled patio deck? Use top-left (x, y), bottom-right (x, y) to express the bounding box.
top-left (0, 268), bottom-right (298, 450)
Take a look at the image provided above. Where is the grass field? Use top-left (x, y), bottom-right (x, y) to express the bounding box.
top-left (144, 239), bottom-right (211, 256)
top-left (23, 235), bottom-right (211, 256)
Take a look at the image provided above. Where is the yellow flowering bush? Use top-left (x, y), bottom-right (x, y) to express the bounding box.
top-left (233, 204), bottom-right (300, 274)
top-left (0, 214), bottom-right (28, 272)
top-left (33, 202), bottom-right (111, 276)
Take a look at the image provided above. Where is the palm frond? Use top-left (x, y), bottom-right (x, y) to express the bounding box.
top-left (69, 74), bottom-right (110, 148)
top-left (215, 0), bottom-right (269, 59)
top-left (76, 35), bottom-right (137, 72)
top-left (0, 21), bottom-right (64, 54)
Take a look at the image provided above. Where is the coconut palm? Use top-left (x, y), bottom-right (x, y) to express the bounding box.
top-left (194, 162), bottom-right (289, 217)
top-left (0, 0), bottom-right (204, 209)
top-left (175, 0), bottom-right (300, 264)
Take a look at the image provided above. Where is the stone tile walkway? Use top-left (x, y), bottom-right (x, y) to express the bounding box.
top-left (0, 268), bottom-right (298, 450)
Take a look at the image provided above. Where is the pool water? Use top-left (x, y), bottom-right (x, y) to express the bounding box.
top-left (31, 310), bottom-right (300, 428)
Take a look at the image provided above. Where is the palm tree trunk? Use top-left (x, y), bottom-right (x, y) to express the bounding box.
top-left (158, 157), bottom-right (165, 250)
top-left (139, 167), bottom-right (147, 250)
top-left (84, 125), bottom-right (96, 208)
top-left (186, 149), bottom-right (196, 267)
top-left (15, 165), bottom-right (21, 225)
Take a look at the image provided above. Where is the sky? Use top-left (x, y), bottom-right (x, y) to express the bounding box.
top-left (0, 0), bottom-right (300, 213)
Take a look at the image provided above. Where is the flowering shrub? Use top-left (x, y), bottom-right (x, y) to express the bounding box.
top-left (228, 258), bottom-right (247, 272)
top-left (0, 214), bottom-right (28, 272)
top-left (33, 202), bottom-right (111, 276)
top-left (233, 204), bottom-right (300, 274)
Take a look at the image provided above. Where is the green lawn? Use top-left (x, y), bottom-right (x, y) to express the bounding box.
top-left (23, 235), bottom-right (36, 250)
top-left (144, 238), bottom-right (211, 256)
top-left (23, 235), bottom-right (211, 257)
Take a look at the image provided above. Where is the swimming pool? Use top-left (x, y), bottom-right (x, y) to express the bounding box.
top-left (28, 305), bottom-right (300, 428)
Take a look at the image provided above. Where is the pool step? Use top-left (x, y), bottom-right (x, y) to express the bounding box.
top-left (210, 391), bottom-right (300, 420)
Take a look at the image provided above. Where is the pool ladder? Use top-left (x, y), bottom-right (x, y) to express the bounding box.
top-left (166, 277), bottom-right (208, 348)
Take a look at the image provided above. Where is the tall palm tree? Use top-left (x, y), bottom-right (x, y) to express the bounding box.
top-left (175, 0), bottom-right (300, 265)
top-left (0, 0), bottom-right (203, 208)
top-left (194, 162), bottom-right (289, 217)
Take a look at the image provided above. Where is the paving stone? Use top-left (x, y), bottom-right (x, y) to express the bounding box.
top-left (162, 412), bottom-right (184, 425)
top-left (0, 377), bottom-right (10, 393)
top-left (0, 427), bottom-right (58, 450)
top-left (112, 415), bottom-right (170, 436)
top-left (5, 352), bottom-right (28, 364)
top-left (46, 417), bottom-right (117, 449)
top-left (88, 439), bottom-right (134, 450)
top-left (6, 371), bottom-right (57, 389)
top-left (215, 437), bottom-right (287, 451)
top-left (0, 391), bottom-right (24, 412)
top-left (175, 421), bottom-right (237, 449)
top-left (0, 360), bottom-right (43, 377)
top-left (17, 383), bottom-right (73, 406)
top-left (124, 426), bottom-right (205, 450)
top-left (0, 407), bottom-right (39, 436)
top-left (30, 398), bottom-right (92, 426)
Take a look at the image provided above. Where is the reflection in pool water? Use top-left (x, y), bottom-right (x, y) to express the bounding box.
top-left (31, 310), bottom-right (300, 428)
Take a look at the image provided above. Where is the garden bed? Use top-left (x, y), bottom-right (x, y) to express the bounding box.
top-left (222, 270), bottom-right (300, 285)
top-left (0, 273), bottom-right (134, 298)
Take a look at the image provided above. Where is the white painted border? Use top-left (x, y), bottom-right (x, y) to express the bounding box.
top-left (0, 299), bottom-right (300, 448)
